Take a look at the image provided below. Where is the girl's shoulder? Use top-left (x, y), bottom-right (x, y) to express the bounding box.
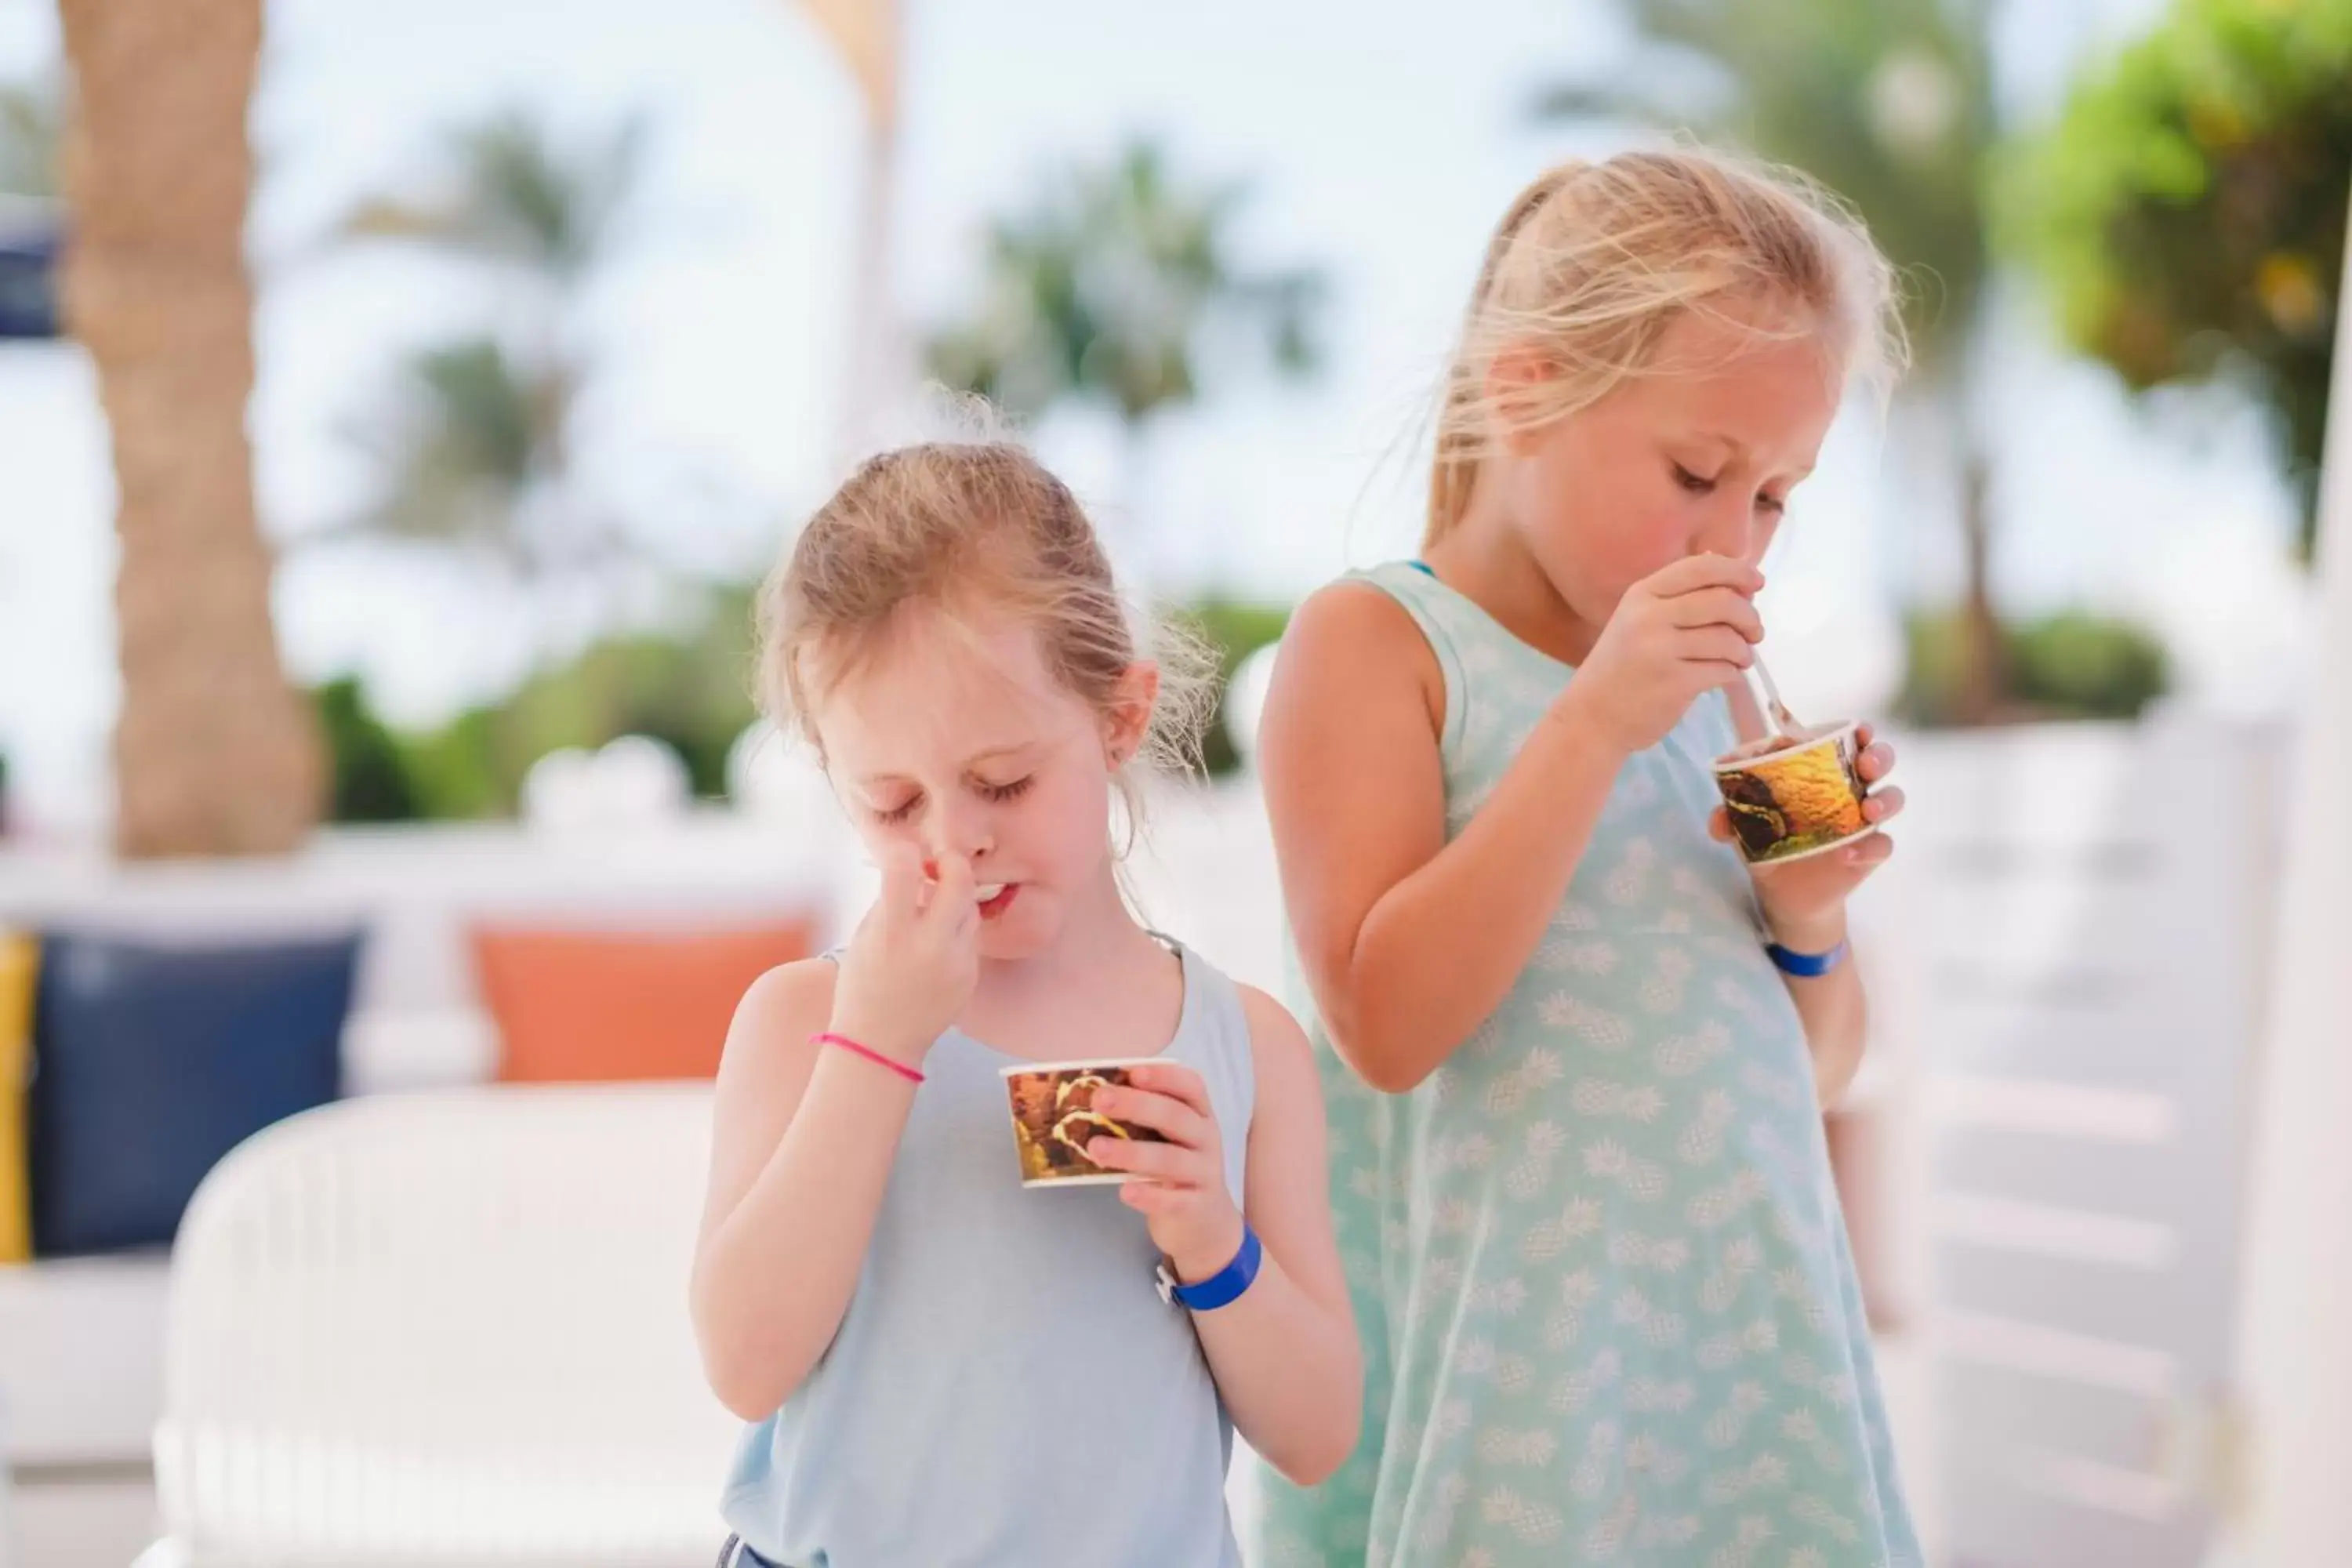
top-left (730, 954), bottom-right (838, 1034)
top-left (714, 956), bottom-right (839, 1084)
top-left (1192, 966), bottom-right (1304, 1122)
top-left (1268, 572), bottom-right (1450, 749)
top-left (1233, 981), bottom-right (1310, 1073)
top-left (1224, 972), bottom-right (1319, 1158)
top-left (1287, 569), bottom-right (1444, 659)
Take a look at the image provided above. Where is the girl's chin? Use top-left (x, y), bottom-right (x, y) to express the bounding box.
top-left (977, 898), bottom-right (1058, 960)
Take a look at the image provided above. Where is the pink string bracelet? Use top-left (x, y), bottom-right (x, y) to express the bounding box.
top-left (814, 1032), bottom-right (924, 1085)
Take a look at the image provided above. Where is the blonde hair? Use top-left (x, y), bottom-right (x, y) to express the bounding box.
top-left (1425, 145), bottom-right (1908, 546)
top-left (757, 437), bottom-right (1214, 832)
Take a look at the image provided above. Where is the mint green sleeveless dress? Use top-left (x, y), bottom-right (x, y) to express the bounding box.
top-left (1250, 563), bottom-right (1919, 1568)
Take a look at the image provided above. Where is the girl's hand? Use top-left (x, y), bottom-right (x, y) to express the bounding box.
top-left (827, 844), bottom-right (981, 1070)
top-left (1084, 1062), bottom-right (1247, 1287)
top-left (1569, 554), bottom-right (1766, 756)
top-left (1709, 724), bottom-right (1905, 935)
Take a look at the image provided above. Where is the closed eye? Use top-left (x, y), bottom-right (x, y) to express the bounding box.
top-left (1672, 462), bottom-right (1716, 495)
top-left (1757, 494), bottom-right (1788, 517)
top-left (870, 773), bottom-right (1034, 823)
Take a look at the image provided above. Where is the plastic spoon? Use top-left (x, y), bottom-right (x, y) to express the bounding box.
top-left (1744, 652), bottom-right (1803, 742)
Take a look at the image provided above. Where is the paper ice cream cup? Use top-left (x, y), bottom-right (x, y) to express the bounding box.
top-left (1711, 720), bottom-right (1875, 866)
top-left (1000, 1058), bottom-right (1169, 1187)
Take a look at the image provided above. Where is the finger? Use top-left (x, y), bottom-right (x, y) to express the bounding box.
top-left (1708, 806), bottom-right (1733, 843)
top-left (1667, 587), bottom-right (1766, 642)
top-left (1857, 741), bottom-right (1896, 782)
top-left (1085, 1134), bottom-right (1207, 1184)
top-left (928, 851), bottom-right (975, 919)
top-left (1681, 626), bottom-right (1758, 670)
top-left (1093, 1084), bottom-right (1214, 1150)
top-left (1119, 1179), bottom-right (1186, 1215)
top-left (1842, 830), bottom-right (1895, 869)
top-left (941, 895), bottom-right (980, 953)
top-left (1644, 553), bottom-right (1767, 599)
top-left (878, 840), bottom-right (926, 916)
top-left (1862, 786), bottom-right (1906, 825)
top-left (1855, 722), bottom-right (1875, 750)
top-left (1120, 1060), bottom-right (1212, 1118)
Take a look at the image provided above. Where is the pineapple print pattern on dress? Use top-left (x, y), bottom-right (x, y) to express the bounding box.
top-left (1249, 563), bottom-right (1920, 1567)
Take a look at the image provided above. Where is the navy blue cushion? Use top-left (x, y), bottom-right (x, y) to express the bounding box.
top-left (29, 930), bottom-right (358, 1255)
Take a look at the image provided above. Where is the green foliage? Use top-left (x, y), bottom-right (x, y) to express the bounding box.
top-left (1173, 597), bottom-right (1290, 779)
top-left (1999, 0), bottom-right (2350, 555)
top-left (314, 677), bottom-right (420, 822)
top-left (394, 706), bottom-right (506, 822)
top-left (450, 601), bottom-right (760, 806)
top-left (2009, 610), bottom-right (2173, 717)
top-left (314, 586), bottom-right (1294, 822)
top-left (926, 138), bottom-right (1326, 428)
top-left (1898, 606), bottom-right (2169, 726)
top-left (312, 586), bottom-right (760, 822)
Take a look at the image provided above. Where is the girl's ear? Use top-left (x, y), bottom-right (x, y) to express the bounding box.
top-left (1104, 661), bottom-right (1162, 768)
top-left (1486, 339), bottom-right (1558, 457)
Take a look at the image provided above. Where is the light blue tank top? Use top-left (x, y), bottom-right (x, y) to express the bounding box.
top-left (720, 938), bottom-right (1256, 1567)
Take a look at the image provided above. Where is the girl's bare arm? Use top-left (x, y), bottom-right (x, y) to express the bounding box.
top-left (1259, 583), bottom-right (1626, 1091)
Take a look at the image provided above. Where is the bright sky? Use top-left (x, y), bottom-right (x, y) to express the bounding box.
top-left (0, 0), bottom-right (2319, 831)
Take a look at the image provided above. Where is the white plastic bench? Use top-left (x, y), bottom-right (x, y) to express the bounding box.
top-left (139, 1086), bottom-right (739, 1568)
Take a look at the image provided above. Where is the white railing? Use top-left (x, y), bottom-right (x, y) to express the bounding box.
top-left (1871, 716), bottom-right (2285, 1568)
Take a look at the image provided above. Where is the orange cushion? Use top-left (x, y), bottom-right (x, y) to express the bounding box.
top-left (475, 921), bottom-right (814, 1083)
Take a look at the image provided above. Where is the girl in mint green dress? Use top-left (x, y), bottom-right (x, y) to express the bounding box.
top-left (1251, 149), bottom-right (1924, 1566)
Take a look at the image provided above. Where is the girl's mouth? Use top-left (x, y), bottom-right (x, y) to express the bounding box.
top-left (977, 882), bottom-right (1019, 919)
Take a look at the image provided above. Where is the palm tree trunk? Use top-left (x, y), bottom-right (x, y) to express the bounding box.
top-left (1953, 440), bottom-right (2005, 726)
top-left (59, 0), bottom-right (321, 858)
top-left (815, 0), bottom-right (906, 473)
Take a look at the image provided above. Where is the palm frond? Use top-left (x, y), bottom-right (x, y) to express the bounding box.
top-left (926, 135), bottom-right (1327, 430)
top-left (338, 110), bottom-right (645, 282)
top-left (338, 337), bottom-right (580, 569)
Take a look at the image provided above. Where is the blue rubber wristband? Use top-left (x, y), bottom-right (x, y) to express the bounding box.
top-left (1766, 938), bottom-right (1849, 978)
top-left (1156, 1223), bottom-right (1262, 1312)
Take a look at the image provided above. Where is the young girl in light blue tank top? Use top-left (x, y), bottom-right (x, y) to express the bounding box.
top-left (1250, 149), bottom-right (1922, 1565)
top-left (690, 438), bottom-right (1360, 1568)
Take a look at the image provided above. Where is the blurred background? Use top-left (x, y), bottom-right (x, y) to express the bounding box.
top-left (0, 0), bottom-right (2345, 1564)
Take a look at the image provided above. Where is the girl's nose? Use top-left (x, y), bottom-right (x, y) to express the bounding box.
top-left (1694, 497), bottom-right (1758, 561)
top-left (924, 801), bottom-right (992, 866)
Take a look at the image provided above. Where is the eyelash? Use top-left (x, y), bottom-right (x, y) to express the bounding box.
top-left (873, 775), bottom-right (1035, 825)
top-left (1673, 463), bottom-right (1787, 517)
